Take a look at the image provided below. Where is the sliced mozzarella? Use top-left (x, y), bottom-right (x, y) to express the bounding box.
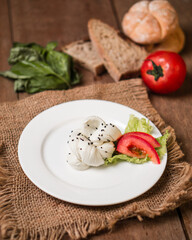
top-left (79, 141), bottom-right (104, 167)
top-left (66, 152), bottom-right (89, 170)
top-left (97, 142), bottom-right (115, 159)
top-left (82, 116), bottom-right (105, 138)
top-left (90, 123), bottom-right (122, 144)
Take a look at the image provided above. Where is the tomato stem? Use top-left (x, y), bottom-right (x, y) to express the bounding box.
top-left (146, 59), bottom-right (164, 81)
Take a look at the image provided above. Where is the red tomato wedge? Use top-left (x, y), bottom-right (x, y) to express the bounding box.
top-left (119, 132), bottom-right (160, 148)
top-left (116, 135), bottom-right (160, 164)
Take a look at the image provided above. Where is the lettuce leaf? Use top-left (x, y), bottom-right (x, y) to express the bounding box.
top-left (156, 130), bottom-right (169, 158)
top-left (125, 115), bottom-right (153, 134)
top-left (105, 154), bottom-right (150, 165)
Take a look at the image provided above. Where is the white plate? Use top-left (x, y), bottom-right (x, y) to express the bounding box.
top-left (18, 100), bottom-right (167, 206)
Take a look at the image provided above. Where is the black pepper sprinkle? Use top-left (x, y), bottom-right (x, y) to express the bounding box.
top-left (101, 134), bottom-right (103, 136)
top-left (80, 138), bottom-right (84, 141)
top-left (88, 143), bottom-right (90, 145)
top-left (91, 142), bottom-right (93, 145)
top-left (72, 139), bottom-right (74, 141)
top-left (101, 147), bottom-right (103, 149)
top-left (104, 126), bottom-right (106, 128)
top-left (76, 137), bottom-right (79, 140)
top-left (80, 148), bottom-right (82, 150)
top-left (112, 125), bottom-right (115, 127)
top-left (77, 133), bottom-right (81, 136)
top-left (69, 153), bottom-right (71, 155)
top-left (101, 123), bottom-right (104, 126)
top-left (96, 127), bottom-right (98, 129)
top-left (87, 124), bottom-right (90, 127)
top-left (101, 129), bottom-right (104, 132)
top-left (105, 151), bottom-right (108, 153)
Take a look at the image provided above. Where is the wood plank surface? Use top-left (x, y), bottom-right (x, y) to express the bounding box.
top-left (0, 0), bottom-right (17, 102)
top-left (0, 0), bottom-right (191, 239)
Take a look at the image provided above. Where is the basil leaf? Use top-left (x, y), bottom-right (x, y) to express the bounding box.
top-left (10, 61), bottom-right (55, 77)
top-left (45, 41), bottom-right (57, 51)
top-left (14, 79), bottom-right (28, 92)
top-left (0, 41), bottom-right (80, 93)
top-left (45, 50), bottom-right (71, 79)
top-left (0, 70), bottom-right (30, 79)
top-left (25, 75), bottom-right (68, 93)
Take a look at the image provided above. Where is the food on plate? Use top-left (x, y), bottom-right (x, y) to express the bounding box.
top-left (146, 27), bottom-right (185, 54)
top-left (122, 0), bottom-right (178, 44)
top-left (67, 115), bottom-right (169, 170)
top-left (88, 19), bottom-right (147, 81)
top-left (141, 50), bottom-right (186, 94)
top-left (62, 40), bottom-right (105, 75)
top-left (106, 115), bottom-right (169, 165)
top-left (66, 116), bottom-right (122, 170)
top-left (0, 42), bottom-right (80, 93)
top-left (118, 132), bottom-right (160, 148)
top-left (116, 134), bottom-right (160, 164)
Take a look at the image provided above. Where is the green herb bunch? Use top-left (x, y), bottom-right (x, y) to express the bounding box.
top-left (0, 42), bottom-right (80, 93)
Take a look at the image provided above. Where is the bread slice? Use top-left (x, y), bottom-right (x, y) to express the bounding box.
top-left (62, 40), bottom-right (105, 75)
top-left (88, 19), bottom-right (147, 81)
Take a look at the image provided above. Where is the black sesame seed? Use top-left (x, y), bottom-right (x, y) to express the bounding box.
top-left (101, 134), bottom-right (103, 136)
top-left (105, 151), bottom-right (108, 153)
top-left (80, 148), bottom-right (82, 150)
top-left (101, 147), bottom-right (103, 149)
top-left (101, 123), bottom-right (104, 126)
top-left (69, 153), bottom-right (71, 155)
top-left (91, 142), bottom-right (93, 145)
top-left (71, 130), bottom-right (73, 133)
top-left (112, 125), bottom-right (115, 127)
top-left (88, 142), bottom-right (90, 145)
top-left (76, 137), bottom-right (78, 140)
top-left (87, 124), bottom-right (90, 127)
top-left (98, 137), bottom-right (101, 140)
top-left (101, 129), bottom-right (104, 132)
top-left (90, 133), bottom-right (92, 136)
top-left (77, 133), bottom-right (81, 136)
top-left (80, 138), bottom-right (84, 141)
top-left (72, 139), bottom-right (74, 141)
top-left (67, 141), bottom-right (69, 143)
top-left (96, 127), bottom-right (98, 129)
top-left (69, 135), bottom-right (71, 137)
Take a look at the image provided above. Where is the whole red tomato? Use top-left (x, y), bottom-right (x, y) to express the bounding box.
top-left (141, 51), bottom-right (186, 94)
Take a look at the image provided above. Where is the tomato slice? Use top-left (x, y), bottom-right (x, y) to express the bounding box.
top-left (116, 135), bottom-right (160, 164)
top-left (120, 132), bottom-right (160, 148)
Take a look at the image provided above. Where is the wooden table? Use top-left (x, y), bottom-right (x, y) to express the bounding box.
top-left (0, 0), bottom-right (191, 239)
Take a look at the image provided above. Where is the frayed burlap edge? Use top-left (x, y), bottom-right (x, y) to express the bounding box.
top-left (0, 79), bottom-right (192, 240)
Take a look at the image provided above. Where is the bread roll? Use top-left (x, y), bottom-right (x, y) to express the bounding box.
top-left (149, 26), bottom-right (185, 53)
top-left (122, 0), bottom-right (178, 44)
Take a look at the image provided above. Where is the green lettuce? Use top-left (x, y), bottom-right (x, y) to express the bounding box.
top-left (156, 130), bottom-right (169, 158)
top-left (105, 154), bottom-right (150, 165)
top-left (125, 115), bottom-right (153, 133)
top-left (105, 115), bottom-right (169, 166)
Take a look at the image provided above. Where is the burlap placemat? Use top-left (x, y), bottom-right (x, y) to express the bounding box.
top-left (0, 78), bottom-right (192, 240)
